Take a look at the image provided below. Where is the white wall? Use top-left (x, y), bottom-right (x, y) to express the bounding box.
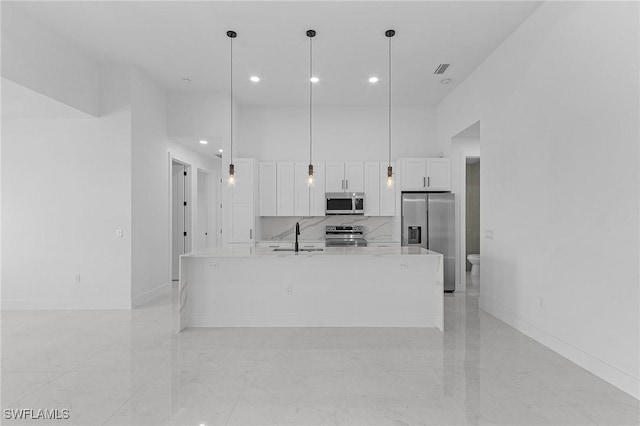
top-left (437, 1), bottom-right (639, 398)
top-left (130, 69), bottom-right (172, 306)
top-left (1, 3), bottom-right (100, 116)
top-left (1, 65), bottom-right (133, 309)
top-left (238, 105), bottom-right (437, 162)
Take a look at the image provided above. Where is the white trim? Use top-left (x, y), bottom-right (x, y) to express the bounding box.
top-left (2, 299), bottom-right (131, 310)
top-left (480, 295), bottom-right (640, 400)
top-left (131, 282), bottom-right (171, 308)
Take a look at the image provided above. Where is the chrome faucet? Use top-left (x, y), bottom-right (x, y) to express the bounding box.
top-left (295, 222), bottom-right (300, 252)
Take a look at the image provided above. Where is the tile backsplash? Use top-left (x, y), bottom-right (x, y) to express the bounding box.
top-left (260, 216), bottom-right (400, 242)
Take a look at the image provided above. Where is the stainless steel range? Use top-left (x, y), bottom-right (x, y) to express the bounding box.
top-left (324, 225), bottom-right (367, 247)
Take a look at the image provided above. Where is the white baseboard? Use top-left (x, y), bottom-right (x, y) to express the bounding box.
top-left (186, 313), bottom-right (439, 328)
top-left (132, 283), bottom-right (171, 308)
top-left (480, 295), bottom-right (640, 400)
top-left (1, 298), bottom-right (132, 310)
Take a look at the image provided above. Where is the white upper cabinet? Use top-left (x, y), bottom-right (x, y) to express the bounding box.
top-left (229, 158), bottom-right (256, 243)
top-left (259, 162), bottom-right (276, 216)
top-left (426, 158), bottom-right (451, 191)
top-left (364, 162), bottom-right (380, 216)
top-left (230, 158), bottom-right (255, 203)
top-left (277, 162), bottom-right (295, 216)
top-left (344, 162), bottom-right (364, 192)
top-left (310, 162), bottom-right (326, 216)
top-left (325, 162), bottom-right (346, 192)
top-left (401, 158), bottom-right (428, 191)
top-left (294, 163), bottom-right (310, 216)
top-left (379, 162), bottom-right (396, 216)
top-left (325, 162), bottom-right (364, 193)
top-left (398, 158), bottom-right (451, 191)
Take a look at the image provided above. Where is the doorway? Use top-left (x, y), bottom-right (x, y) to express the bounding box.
top-left (171, 160), bottom-right (190, 281)
top-left (465, 157), bottom-right (481, 295)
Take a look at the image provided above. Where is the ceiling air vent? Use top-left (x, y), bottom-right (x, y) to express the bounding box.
top-left (434, 64), bottom-right (450, 75)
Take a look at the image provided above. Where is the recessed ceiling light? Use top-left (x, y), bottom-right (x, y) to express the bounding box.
top-left (250, 76), bottom-right (260, 83)
top-left (199, 140), bottom-right (208, 145)
top-left (182, 78), bottom-right (191, 84)
top-left (368, 77), bottom-right (379, 83)
top-left (218, 149), bottom-right (223, 153)
top-left (310, 76), bottom-right (319, 83)
top-left (440, 78), bottom-right (453, 85)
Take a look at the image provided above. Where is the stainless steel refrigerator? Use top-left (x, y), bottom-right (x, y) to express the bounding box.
top-left (401, 192), bottom-right (456, 292)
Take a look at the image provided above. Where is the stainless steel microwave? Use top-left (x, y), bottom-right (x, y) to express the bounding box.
top-left (325, 192), bottom-right (364, 215)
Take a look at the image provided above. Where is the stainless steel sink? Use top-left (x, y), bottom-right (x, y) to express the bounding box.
top-left (272, 248), bottom-right (324, 252)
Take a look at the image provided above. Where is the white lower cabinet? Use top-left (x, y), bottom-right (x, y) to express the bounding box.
top-left (256, 241), bottom-right (293, 249)
top-left (367, 242), bottom-right (401, 248)
top-left (297, 241), bottom-right (325, 249)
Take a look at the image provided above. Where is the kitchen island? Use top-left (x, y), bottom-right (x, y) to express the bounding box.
top-left (177, 246), bottom-right (443, 331)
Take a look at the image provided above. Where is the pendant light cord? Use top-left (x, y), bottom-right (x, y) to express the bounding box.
top-left (230, 35), bottom-right (233, 163)
top-left (388, 34), bottom-right (392, 168)
top-left (309, 34), bottom-right (313, 166)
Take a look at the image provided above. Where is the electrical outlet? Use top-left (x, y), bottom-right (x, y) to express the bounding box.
top-left (75, 274), bottom-right (81, 284)
top-left (485, 229), bottom-right (494, 239)
top-left (116, 229), bottom-right (124, 238)
top-left (208, 263), bottom-right (218, 268)
top-left (400, 263), bottom-right (409, 268)
top-left (286, 285), bottom-right (293, 296)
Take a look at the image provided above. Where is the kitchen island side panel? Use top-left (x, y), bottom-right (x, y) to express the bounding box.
top-left (178, 251), bottom-right (443, 330)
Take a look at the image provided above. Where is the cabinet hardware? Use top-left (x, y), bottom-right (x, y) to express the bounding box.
top-left (423, 177), bottom-right (426, 187)
top-left (249, 229), bottom-right (253, 239)
top-left (427, 177), bottom-right (430, 187)
top-left (346, 179), bottom-right (349, 189)
top-left (341, 179), bottom-right (344, 190)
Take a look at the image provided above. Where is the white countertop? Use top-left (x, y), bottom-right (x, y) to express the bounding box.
top-left (182, 246), bottom-right (440, 259)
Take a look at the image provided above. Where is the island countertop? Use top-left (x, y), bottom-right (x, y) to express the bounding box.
top-left (181, 245), bottom-right (440, 258)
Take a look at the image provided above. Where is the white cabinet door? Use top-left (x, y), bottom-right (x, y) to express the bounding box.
top-left (294, 162), bottom-right (310, 216)
top-left (310, 162), bottom-right (326, 216)
top-left (230, 158), bottom-right (254, 203)
top-left (230, 202), bottom-right (254, 242)
top-left (344, 162), bottom-right (364, 192)
top-left (277, 162), bottom-right (294, 216)
top-left (364, 162), bottom-right (380, 216)
top-left (259, 162), bottom-right (276, 216)
top-left (426, 158), bottom-right (451, 191)
top-left (400, 158), bottom-right (427, 191)
top-left (229, 159), bottom-right (255, 243)
top-left (379, 161), bottom-right (396, 216)
top-left (325, 162), bottom-right (345, 193)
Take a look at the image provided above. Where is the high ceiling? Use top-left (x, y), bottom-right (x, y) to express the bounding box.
top-left (12, 1), bottom-right (542, 107)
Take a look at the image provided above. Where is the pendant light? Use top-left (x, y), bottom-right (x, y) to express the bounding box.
top-left (385, 29), bottom-right (395, 188)
top-left (227, 30), bottom-right (237, 187)
top-left (307, 29), bottom-right (316, 187)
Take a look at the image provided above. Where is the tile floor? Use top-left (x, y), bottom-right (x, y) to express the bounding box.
top-left (2, 277), bottom-right (638, 426)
